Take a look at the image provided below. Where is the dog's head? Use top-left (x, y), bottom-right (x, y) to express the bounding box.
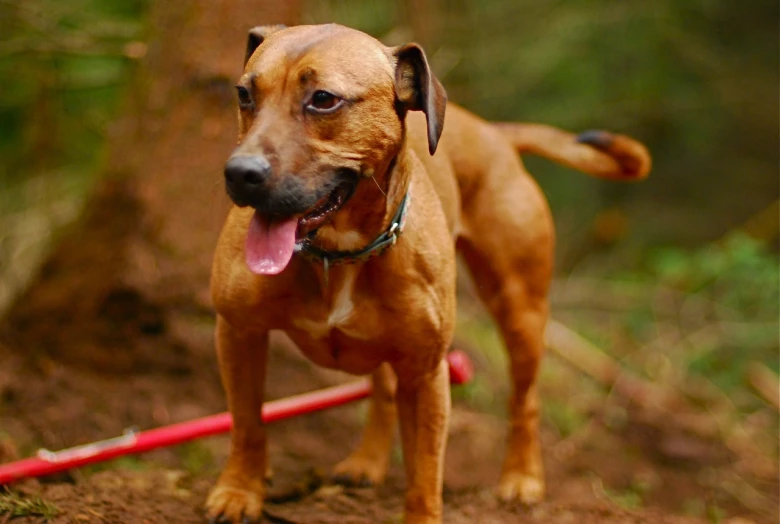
top-left (223, 24), bottom-right (446, 275)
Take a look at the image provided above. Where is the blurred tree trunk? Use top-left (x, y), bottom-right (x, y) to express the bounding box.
top-left (1, 1), bottom-right (301, 372)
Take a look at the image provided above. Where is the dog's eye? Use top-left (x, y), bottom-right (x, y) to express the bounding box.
top-left (236, 86), bottom-right (253, 108)
top-left (307, 90), bottom-right (342, 113)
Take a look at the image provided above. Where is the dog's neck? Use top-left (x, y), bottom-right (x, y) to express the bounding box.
top-left (311, 140), bottom-right (411, 253)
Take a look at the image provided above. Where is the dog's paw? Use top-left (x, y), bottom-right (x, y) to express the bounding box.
top-left (205, 482), bottom-right (264, 523)
top-left (331, 453), bottom-right (387, 487)
top-left (497, 472), bottom-right (545, 504)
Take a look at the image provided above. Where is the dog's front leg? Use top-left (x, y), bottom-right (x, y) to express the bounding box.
top-left (395, 357), bottom-right (451, 523)
top-left (206, 315), bottom-right (268, 523)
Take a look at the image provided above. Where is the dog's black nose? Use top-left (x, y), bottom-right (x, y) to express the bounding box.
top-left (225, 155), bottom-right (271, 186)
top-left (224, 155), bottom-right (272, 206)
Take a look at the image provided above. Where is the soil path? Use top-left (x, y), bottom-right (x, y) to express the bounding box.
top-left (0, 311), bottom-right (773, 523)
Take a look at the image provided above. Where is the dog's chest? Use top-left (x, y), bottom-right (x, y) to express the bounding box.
top-left (286, 269), bottom-right (390, 373)
top-left (291, 269), bottom-right (370, 341)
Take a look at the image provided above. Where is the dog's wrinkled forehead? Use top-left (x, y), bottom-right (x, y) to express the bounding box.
top-left (244, 24), bottom-right (394, 97)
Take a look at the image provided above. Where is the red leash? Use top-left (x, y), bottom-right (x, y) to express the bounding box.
top-left (0, 351), bottom-right (473, 484)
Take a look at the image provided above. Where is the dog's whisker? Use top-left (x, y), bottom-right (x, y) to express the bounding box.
top-left (371, 175), bottom-right (387, 199)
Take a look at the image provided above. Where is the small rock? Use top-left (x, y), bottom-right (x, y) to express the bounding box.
top-left (314, 484), bottom-right (344, 499)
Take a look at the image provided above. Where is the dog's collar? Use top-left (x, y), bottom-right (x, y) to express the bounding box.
top-left (294, 191), bottom-right (411, 269)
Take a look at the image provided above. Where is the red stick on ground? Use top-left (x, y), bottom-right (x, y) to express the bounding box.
top-left (0, 350), bottom-right (473, 484)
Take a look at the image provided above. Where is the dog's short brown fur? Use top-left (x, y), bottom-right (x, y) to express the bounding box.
top-left (206, 24), bottom-right (650, 523)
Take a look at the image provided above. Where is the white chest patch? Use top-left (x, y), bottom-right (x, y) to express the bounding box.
top-left (327, 269), bottom-right (356, 326)
top-left (293, 269), bottom-right (369, 340)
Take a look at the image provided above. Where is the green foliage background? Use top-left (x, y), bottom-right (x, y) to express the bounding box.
top-left (0, 0), bottom-right (147, 199)
top-left (2, 0), bottom-right (777, 247)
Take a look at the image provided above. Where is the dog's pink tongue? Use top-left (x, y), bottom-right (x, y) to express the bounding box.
top-left (245, 211), bottom-right (298, 275)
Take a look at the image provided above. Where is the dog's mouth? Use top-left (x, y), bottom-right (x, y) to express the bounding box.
top-left (244, 179), bottom-right (355, 276)
top-left (296, 182), bottom-right (353, 239)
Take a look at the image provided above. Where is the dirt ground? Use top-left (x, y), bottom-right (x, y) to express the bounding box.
top-left (0, 294), bottom-right (776, 524)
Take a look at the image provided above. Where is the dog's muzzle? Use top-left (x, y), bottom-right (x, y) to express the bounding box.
top-left (224, 154), bottom-right (358, 223)
top-left (224, 154), bottom-right (316, 215)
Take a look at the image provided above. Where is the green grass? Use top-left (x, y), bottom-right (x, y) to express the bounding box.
top-left (81, 454), bottom-right (149, 476)
top-left (176, 441), bottom-right (217, 476)
top-left (604, 487), bottom-right (643, 510)
top-left (682, 499), bottom-right (729, 524)
top-left (0, 489), bottom-right (59, 520)
top-left (541, 399), bottom-right (587, 438)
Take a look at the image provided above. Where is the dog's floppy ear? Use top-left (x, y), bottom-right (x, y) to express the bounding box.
top-left (244, 25), bottom-right (286, 66)
top-left (394, 43), bottom-right (447, 155)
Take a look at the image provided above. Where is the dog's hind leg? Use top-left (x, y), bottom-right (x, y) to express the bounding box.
top-left (456, 163), bottom-right (554, 504)
top-left (332, 362), bottom-right (398, 486)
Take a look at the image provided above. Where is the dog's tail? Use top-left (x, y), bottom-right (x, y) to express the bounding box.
top-left (493, 122), bottom-right (651, 180)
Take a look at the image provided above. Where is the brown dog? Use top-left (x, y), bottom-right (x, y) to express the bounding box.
top-left (206, 23), bottom-right (650, 523)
